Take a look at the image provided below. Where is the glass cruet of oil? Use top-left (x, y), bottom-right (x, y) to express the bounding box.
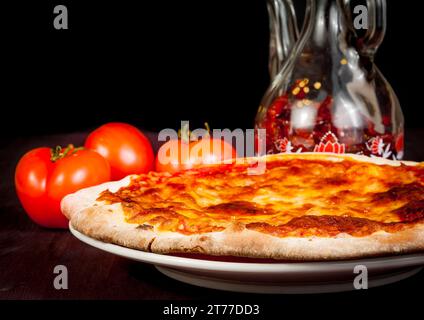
top-left (256, 0), bottom-right (404, 159)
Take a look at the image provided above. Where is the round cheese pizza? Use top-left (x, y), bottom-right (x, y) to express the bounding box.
top-left (61, 153), bottom-right (424, 260)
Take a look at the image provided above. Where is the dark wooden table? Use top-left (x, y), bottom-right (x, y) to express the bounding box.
top-left (1, 129), bottom-right (424, 302)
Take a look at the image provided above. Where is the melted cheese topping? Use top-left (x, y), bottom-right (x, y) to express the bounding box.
top-left (98, 156), bottom-right (424, 237)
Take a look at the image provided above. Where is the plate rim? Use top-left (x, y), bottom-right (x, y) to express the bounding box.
top-left (69, 223), bottom-right (424, 273)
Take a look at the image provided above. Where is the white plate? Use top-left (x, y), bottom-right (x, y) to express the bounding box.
top-left (70, 224), bottom-right (424, 294)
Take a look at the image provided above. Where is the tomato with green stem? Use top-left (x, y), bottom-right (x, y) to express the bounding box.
top-left (15, 145), bottom-right (111, 228)
top-left (155, 123), bottom-right (237, 173)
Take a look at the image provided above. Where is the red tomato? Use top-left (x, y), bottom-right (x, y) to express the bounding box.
top-left (155, 139), bottom-right (191, 173)
top-left (191, 138), bottom-right (237, 165)
top-left (15, 145), bottom-right (111, 229)
top-left (85, 123), bottom-right (154, 180)
top-left (155, 138), bottom-right (237, 173)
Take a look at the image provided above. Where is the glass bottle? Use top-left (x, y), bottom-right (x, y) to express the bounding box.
top-left (256, 0), bottom-right (404, 159)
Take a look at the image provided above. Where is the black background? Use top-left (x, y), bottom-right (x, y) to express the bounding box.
top-left (2, 0), bottom-right (422, 140)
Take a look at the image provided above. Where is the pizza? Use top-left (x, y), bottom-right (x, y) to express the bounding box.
top-left (61, 153), bottom-right (424, 260)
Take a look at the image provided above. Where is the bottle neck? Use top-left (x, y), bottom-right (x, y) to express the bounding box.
top-left (267, 0), bottom-right (298, 79)
top-left (306, 0), bottom-right (349, 48)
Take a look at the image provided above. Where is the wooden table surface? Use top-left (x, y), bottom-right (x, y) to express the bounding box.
top-left (1, 128), bottom-right (424, 302)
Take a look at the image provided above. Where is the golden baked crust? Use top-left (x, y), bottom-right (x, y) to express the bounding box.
top-left (61, 153), bottom-right (424, 260)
